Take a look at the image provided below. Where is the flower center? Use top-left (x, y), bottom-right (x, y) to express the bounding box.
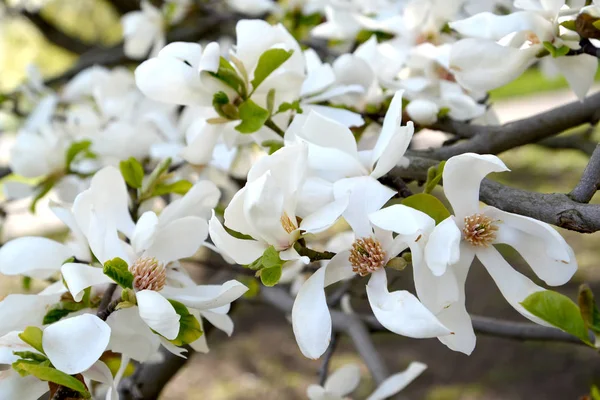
top-left (129, 257), bottom-right (166, 291)
top-left (349, 237), bottom-right (387, 277)
top-left (463, 214), bottom-right (498, 247)
top-left (525, 30), bottom-right (541, 45)
top-left (280, 212), bottom-right (297, 234)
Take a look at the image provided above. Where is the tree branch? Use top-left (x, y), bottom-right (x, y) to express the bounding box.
top-left (426, 92), bottom-right (600, 159)
top-left (569, 144), bottom-right (600, 203)
top-left (318, 333), bottom-right (339, 386)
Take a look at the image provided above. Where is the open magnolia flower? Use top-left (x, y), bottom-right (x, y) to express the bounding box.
top-left (292, 180), bottom-right (451, 359)
top-left (122, 0), bottom-right (165, 59)
top-left (307, 362), bottom-right (427, 400)
top-left (209, 143), bottom-right (347, 265)
top-left (423, 153), bottom-right (578, 354)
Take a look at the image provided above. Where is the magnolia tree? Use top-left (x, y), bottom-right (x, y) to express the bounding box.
top-left (1, 0), bottom-right (600, 398)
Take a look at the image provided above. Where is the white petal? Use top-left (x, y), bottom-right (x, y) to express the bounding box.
top-left (301, 63), bottom-right (336, 96)
top-left (160, 180), bottom-right (221, 224)
top-left (0, 294), bottom-right (61, 337)
top-left (208, 212), bottom-right (268, 265)
top-left (201, 310), bottom-right (234, 336)
top-left (302, 104), bottom-right (364, 128)
top-left (0, 237), bottom-right (73, 279)
top-left (477, 247), bottom-right (550, 326)
top-left (324, 251), bottom-right (356, 286)
top-left (292, 265), bottom-right (331, 359)
top-left (43, 314), bottom-right (111, 375)
top-left (189, 312), bottom-right (209, 353)
top-left (199, 42), bottom-right (221, 73)
top-left (449, 12), bottom-right (553, 41)
top-left (180, 119), bottom-right (221, 165)
top-left (487, 207), bottom-right (577, 286)
top-left (144, 216), bottom-right (208, 264)
top-left (549, 54), bottom-right (597, 100)
top-left (300, 196), bottom-right (348, 234)
top-left (366, 269), bottom-right (451, 338)
top-left (0, 331), bottom-right (38, 364)
top-left (106, 307), bottom-right (161, 362)
top-left (61, 263), bottom-right (114, 302)
top-left (371, 90), bottom-right (407, 169)
top-left (424, 217), bottom-right (462, 276)
top-left (160, 337), bottom-right (188, 358)
top-left (160, 280), bottom-right (248, 310)
top-left (366, 362), bottom-right (427, 400)
top-left (371, 122), bottom-right (415, 179)
top-left (0, 371), bottom-right (49, 400)
top-left (324, 364), bottom-right (361, 396)
top-left (369, 204), bottom-right (436, 237)
top-left (443, 153), bottom-right (509, 220)
top-left (406, 99), bottom-right (439, 126)
top-left (131, 211), bottom-right (159, 255)
top-left (136, 290), bottom-right (181, 340)
top-left (296, 111), bottom-right (359, 157)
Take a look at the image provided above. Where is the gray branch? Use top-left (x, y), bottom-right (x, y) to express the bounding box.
top-left (569, 144), bottom-right (600, 203)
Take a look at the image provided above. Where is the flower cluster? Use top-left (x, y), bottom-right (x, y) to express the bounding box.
top-left (0, 1), bottom-right (594, 398)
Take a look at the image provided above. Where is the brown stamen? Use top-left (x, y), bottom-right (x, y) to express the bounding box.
top-left (463, 214), bottom-right (499, 247)
top-left (280, 212), bottom-right (297, 234)
top-left (349, 237), bottom-right (387, 277)
top-left (129, 257), bottom-right (167, 291)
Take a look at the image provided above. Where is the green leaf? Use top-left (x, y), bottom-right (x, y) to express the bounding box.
top-left (261, 140), bottom-right (284, 155)
top-left (12, 360), bottom-right (90, 398)
top-left (212, 91), bottom-right (236, 119)
top-left (591, 384), bottom-right (600, 400)
top-left (437, 107), bottom-right (450, 119)
top-left (140, 157), bottom-right (172, 199)
top-left (167, 300), bottom-right (203, 346)
top-left (30, 176), bottom-right (57, 213)
top-left (276, 100), bottom-right (303, 114)
top-left (151, 180), bottom-right (193, 197)
top-left (119, 157), bottom-right (144, 189)
top-left (543, 41), bottom-right (558, 57)
top-left (424, 161), bottom-right (445, 194)
top-left (18, 327), bottom-right (44, 354)
top-left (251, 49), bottom-right (294, 91)
top-left (13, 351), bottom-right (47, 362)
top-left (402, 193), bottom-right (451, 225)
top-left (266, 88), bottom-right (276, 114)
top-left (260, 265), bottom-right (282, 287)
top-left (235, 99), bottom-right (270, 133)
top-left (261, 246), bottom-right (283, 269)
top-left (22, 276), bottom-right (32, 291)
top-left (103, 258), bottom-right (134, 289)
top-left (560, 19), bottom-right (577, 31)
top-left (521, 290), bottom-right (591, 344)
top-left (65, 140), bottom-right (92, 170)
top-left (578, 284), bottom-right (600, 334)
top-left (209, 57), bottom-right (246, 96)
top-left (43, 301), bottom-right (87, 324)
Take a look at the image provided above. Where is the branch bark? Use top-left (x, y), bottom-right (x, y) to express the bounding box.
top-left (569, 144), bottom-right (600, 203)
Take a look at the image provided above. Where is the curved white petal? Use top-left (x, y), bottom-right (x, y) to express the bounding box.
top-left (0, 294), bottom-right (61, 336)
top-left (324, 364), bottom-right (361, 396)
top-left (303, 105), bottom-right (364, 128)
top-left (43, 314), bottom-right (111, 375)
top-left (369, 204), bottom-right (436, 237)
top-left (136, 290), bottom-right (181, 340)
top-left (292, 265), bottom-right (331, 359)
top-left (371, 122), bottom-right (414, 179)
top-left (449, 12), bottom-right (553, 42)
top-left (424, 217), bottom-right (462, 276)
top-left (201, 310), bottom-right (234, 336)
top-left (366, 269), bottom-right (451, 338)
top-left (300, 195), bottom-right (348, 234)
top-left (366, 362), bottom-right (427, 400)
top-left (324, 251), bottom-right (356, 286)
top-left (371, 91), bottom-right (408, 168)
top-left (131, 211), bottom-right (159, 255)
top-left (106, 307), bottom-right (161, 362)
top-left (443, 153), bottom-right (509, 220)
top-left (406, 99), bottom-right (439, 126)
top-left (180, 119), bottom-right (221, 165)
top-left (550, 54), bottom-right (597, 100)
top-left (160, 280), bottom-right (248, 310)
top-left (0, 371), bottom-right (49, 400)
top-left (0, 237), bottom-right (73, 279)
top-left (160, 180), bottom-right (221, 224)
top-left (144, 216), bottom-right (208, 264)
top-left (477, 247), bottom-right (550, 326)
top-left (296, 111), bottom-right (358, 157)
top-left (61, 263), bottom-right (113, 302)
top-left (208, 212), bottom-right (268, 265)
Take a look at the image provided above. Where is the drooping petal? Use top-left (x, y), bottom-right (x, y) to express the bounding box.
top-left (0, 294), bottom-right (61, 336)
top-left (487, 207), bottom-right (577, 286)
top-left (136, 290), bottom-right (181, 340)
top-left (296, 111), bottom-right (359, 157)
top-left (0, 371), bottom-right (49, 400)
top-left (160, 280), bottom-right (248, 311)
top-left (160, 180), bottom-right (221, 223)
top-left (366, 269), bottom-right (452, 338)
top-left (324, 364), bottom-right (361, 397)
top-left (0, 331), bottom-right (38, 364)
top-left (324, 251), bottom-right (356, 286)
top-left (302, 105), bottom-right (364, 128)
top-left (424, 216), bottom-right (462, 276)
top-left (82, 360), bottom-right (117, 400)
top-left (369, 204), bottom-right (436, 238)
top-left (371, 122), bottom-right (414, 179)
top-left (180, 118), bottom-right (222, 166)
top-left (208, 212), bottom-right (268, 265)
top-left (292, 265), bottom-right (331, 359)
top-left (476, 247), bottom-right (550, 326)
top-left (300, 195), bottom-right (348, 234)
top-left (61, 263), bottom-right (114, 302)
top-left (106, 307), bottom-right (161, 362)
top-left (144, 216), bottom-right (208, 264)
top-left (366, 362), bottom-right (427, 400)
top-left (201, 310), bottom-right (234, 336)
top-left (0, 237), bottom-right (74, 279)
top-left (131, 211), bottom-right (159, 255)
top-left (547, 54), bottom-right (597, 100)
top-left (370, 91), bottom-right (407, 169)
top-left (43, 314), bottom-right (111, 375)
top-left (189, 311), bottom-right (209, 353)
top-left (443, 153), bottom-right (509, 220)
top-left (449, 12), bottom-right (553, 42)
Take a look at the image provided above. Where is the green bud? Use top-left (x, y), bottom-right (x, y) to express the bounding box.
top-left (386, 257), bottom-right (408, 271)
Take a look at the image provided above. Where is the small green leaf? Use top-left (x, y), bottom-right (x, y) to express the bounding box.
top-left (18, 327), bottom-right (44, 354)
top-left (593, 19), bottom-right (600, 30)
top-left (251, 49), bottom-right (294, 91)
top-left (103, 258), bottom-right (134, 289)
top-left (578, 284), bottom-right (600, 334)
top-left (262, 140), bottom-right (284, 155)
top-left (119, 157), bottom-right (144, 189)
top-left (260, 265), bottom-right (282, 287)
top-left (543, 41), bottom-right (558, 57)
top-left (209, 57), bottom-right (246, 96)
top-left (151, 180), bottom-right (193, 197)
top-left (402, 193), bottom-right (451, 225)
top-left (424, 161), bottom-right (445, 194)
top-left (43, 300), bottom-right (87, 324)
top-left (555, 45), bottom-right (570, 57)
top-left (266, 88), bottom-right (276, 114)
top-left (261, 246), bottom-right (283, 269)
top-left (276, 100), bottom-right (303, 114)
top-left (13, 351), bottom-right (47, 362)
top-left (437, 107), bottom-right (450, 119)
top-left (140, 157), bottom-right (172, 199)
top-left (65, 140), bottom-right (92, 170)
top-left (12, 360), bottom-right (90, 398)
top-left (235, 99), bottom-right (270, 133)
top-left (22, 276), bottom-right (32, 291)
top-left (591, 384), bottom-right (600, 400)
top-left (560, 19), bottom-right (577, 31)
top-left (30, 176), bottom-right (57, 213)
top-left (167, 300), bottom-right (203, 346)
top-left (521, 290), bottom-right (591, 344)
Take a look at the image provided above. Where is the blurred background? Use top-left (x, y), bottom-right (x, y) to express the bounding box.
top-left (1, 1), bottom-right (600, 399)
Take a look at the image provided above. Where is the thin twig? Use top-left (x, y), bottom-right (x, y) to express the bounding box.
top-left (318, 333), bottom-right (339, 386)
top-left (569, 144), bottom-right (600, 203)
top-left (97, 299), bottom-right (121, 321)
top-left (97, 283), bottom-right (118, 316)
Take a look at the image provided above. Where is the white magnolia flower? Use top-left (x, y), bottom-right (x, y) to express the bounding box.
top-left (9, 125), bottom-right (67, 179)
top-left (226, 0), bottom-right (277, 15)
top-left (423, 153), bottom-right (578, 354)
top-left (449, 5), bottom-right (598, 99)
top-left (307, 362), bottom-right (427, 400)
top-left (122, 0), bottom-right (165, 59)
top-left (292, 182), bottom-right (451, 359)
top-left (209, 143), bottom-right (347, 266)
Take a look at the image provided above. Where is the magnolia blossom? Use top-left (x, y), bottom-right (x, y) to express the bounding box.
top-left (292, 181), bottom-right (451, 359)
top-left (423, 153), bottom-right (578, 354)
top-left (307, 362), bottom-right (427, 400)
top-left (122, 0), bottom-right (165, 59)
